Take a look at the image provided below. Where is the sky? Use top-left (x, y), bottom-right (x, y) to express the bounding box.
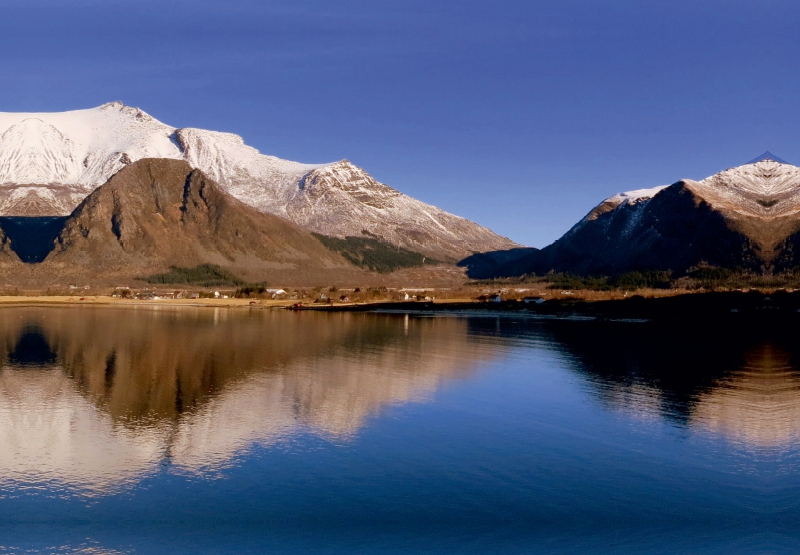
top-left (1, 0), bottom-right (800, 247)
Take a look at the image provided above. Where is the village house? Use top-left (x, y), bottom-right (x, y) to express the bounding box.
top-left (522, 296), bottom-right (546, 304)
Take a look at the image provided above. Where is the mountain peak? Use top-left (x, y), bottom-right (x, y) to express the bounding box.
top-left (747, 151), bottom-right (790, 165)
top-left (100, 101), bottom-right (126, 110)
top-left (0, 104), bottom-right (516, 259)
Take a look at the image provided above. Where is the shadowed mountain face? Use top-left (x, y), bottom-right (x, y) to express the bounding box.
top-left (0, 217), bottom-right (67, 263)
top-left (468, 157), bottom-right (800, 278)
top-left (34, 158), bottom-right (362, 283)
top-left (457, 247), bottom-right (538, 279)
top-left (502, 182), bottom-right (760, 276)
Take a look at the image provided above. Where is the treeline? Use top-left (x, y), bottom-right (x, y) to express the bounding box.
top-left (541, 271), bottom-right (673, 291)
top-left (678, 268), bottom-right (800, 290)
top-left (234, 286), bottom-right (268, 298)
top-left (471, 266), bottom-right (800, 291)
top-left (312, 232), bottom-right (436, 273)
top-left (141, 264), bottom-right (251, 287)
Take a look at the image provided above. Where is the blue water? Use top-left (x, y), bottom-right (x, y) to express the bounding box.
top-left (0, 308), bottom-right (797, 553)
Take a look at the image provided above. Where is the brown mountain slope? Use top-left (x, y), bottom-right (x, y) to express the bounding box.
top-left (0, 227), bottom-right (21, 273)
top-left (38, 158), bottom-right (362, 284)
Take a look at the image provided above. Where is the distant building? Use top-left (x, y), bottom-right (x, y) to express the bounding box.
top-left (523, 297), bottom-right (545, 304)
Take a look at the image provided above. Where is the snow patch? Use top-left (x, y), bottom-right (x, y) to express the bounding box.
top-left (0, 103), bottom-right (518, 257)
top-left (605, 185), bottom-right (669, 206)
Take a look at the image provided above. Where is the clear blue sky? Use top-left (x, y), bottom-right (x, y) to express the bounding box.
top-left (1, 0), bottom-right (798, 247)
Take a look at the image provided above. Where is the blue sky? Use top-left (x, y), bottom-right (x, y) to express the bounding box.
top-left (1, 0), bottom-right (798, 247)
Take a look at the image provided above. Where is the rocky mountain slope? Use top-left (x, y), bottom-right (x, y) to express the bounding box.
top-left (38, 158), bottom-right (360, 284)
top-left (0, 102), bottom-right (517, 259)
top-left (475, 155), bottom-right (800, 278)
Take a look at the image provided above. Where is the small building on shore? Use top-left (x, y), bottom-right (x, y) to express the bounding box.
top-left (523, 297), bottom-right (546, 304)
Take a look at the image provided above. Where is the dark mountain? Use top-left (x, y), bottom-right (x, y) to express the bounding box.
top-left (0, 217), bottom-right (68, 263)
top-left (469, 158), bottom-right (800, 279)
top-left (457, 247), bottom-right (538, 279)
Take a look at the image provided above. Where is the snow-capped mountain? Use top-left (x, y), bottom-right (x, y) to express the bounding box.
top-left (0, 102), bottom-right (517, 259)
top-left (477, 154), bottom-right (800, 277)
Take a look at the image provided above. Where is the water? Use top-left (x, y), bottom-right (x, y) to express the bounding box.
top-left (0, 307), bottom-right (798, 553)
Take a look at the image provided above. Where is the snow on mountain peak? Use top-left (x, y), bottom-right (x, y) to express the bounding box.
top-left (0, 104), bottom-right (180, 185)
top-left (681, 159), bottom-right (800, 220)
top-left (0, 103), bottom-right (517, 258)
top-left (0, 103), bottom-right (327, 215)
top-left (605, 185), bottom-right (669, 206)
top-left (597, 158), bottom-right (800, 230)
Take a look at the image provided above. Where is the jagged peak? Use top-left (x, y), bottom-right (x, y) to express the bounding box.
top-left (747, 151), bottom-right (790, 165)
top-left (0, 104), bottom-right (516, 258)
top-left (324, 159), bottom-right (354, 169)
top-left (307, 159), bottom-right (364, 174)
top-left (604, 185), bottom-right (669, 206)
top-left (99, 101), bottom-right (126, 110)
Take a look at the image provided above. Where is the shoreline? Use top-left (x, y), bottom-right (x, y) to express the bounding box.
top-left (0, 296), bottom-right (296, 308)
top-left (0, 291), bottom-right (795, 324)
top-left (0, 296), bottom-right (484, 310)
top-left (293, 290), bottom-right (800, 324)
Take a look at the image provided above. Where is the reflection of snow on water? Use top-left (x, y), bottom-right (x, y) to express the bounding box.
top-left (0, 366), bottom-right (168, 495)
top-left (0, 307), bottom-right (496, 494)
top-left (585, 338), bottom-right (800, 451)
top-left (691, 344), bottom-right (800, 449)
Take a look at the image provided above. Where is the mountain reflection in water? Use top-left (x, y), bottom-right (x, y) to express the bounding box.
top-left (0, 308), bottom-right (496, 493)
top-left (690, 343), bottom-right (800, 447)
top-left (538, 320), bottom-right (800, 449)
top-left (2, 311), bottom-right (800, 494)
top-left (4, 312), bottom-right (800, 552)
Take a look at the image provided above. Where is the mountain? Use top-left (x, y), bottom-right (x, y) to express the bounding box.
top-left (0, 102), bottom-right (517, 259)
top-left (475, 154), bottom-right (800, 278)
top-left (747, 151), bottom-right (789, 164)
top-left (456, 247), bottom-right (538, 279)
top-left (37, 158), bottom-right (361, 284)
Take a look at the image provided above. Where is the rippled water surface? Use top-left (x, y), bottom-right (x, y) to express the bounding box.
top-left (2, 307), bottom-right (800, 553)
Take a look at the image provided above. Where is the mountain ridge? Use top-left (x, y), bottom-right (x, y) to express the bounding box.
top-left (36, 158), bottom-right (365, 284)
top-left (0, 102), bottom-right (518, 259)
top-left (466, 157), bottom-right (800, 279)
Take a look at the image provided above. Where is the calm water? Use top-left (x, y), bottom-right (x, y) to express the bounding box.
top-left (0, 308), bottom-right (799, 553)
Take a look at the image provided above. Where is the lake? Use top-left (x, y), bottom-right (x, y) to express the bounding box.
top-left (0, 306), bottom-right (798, 553)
